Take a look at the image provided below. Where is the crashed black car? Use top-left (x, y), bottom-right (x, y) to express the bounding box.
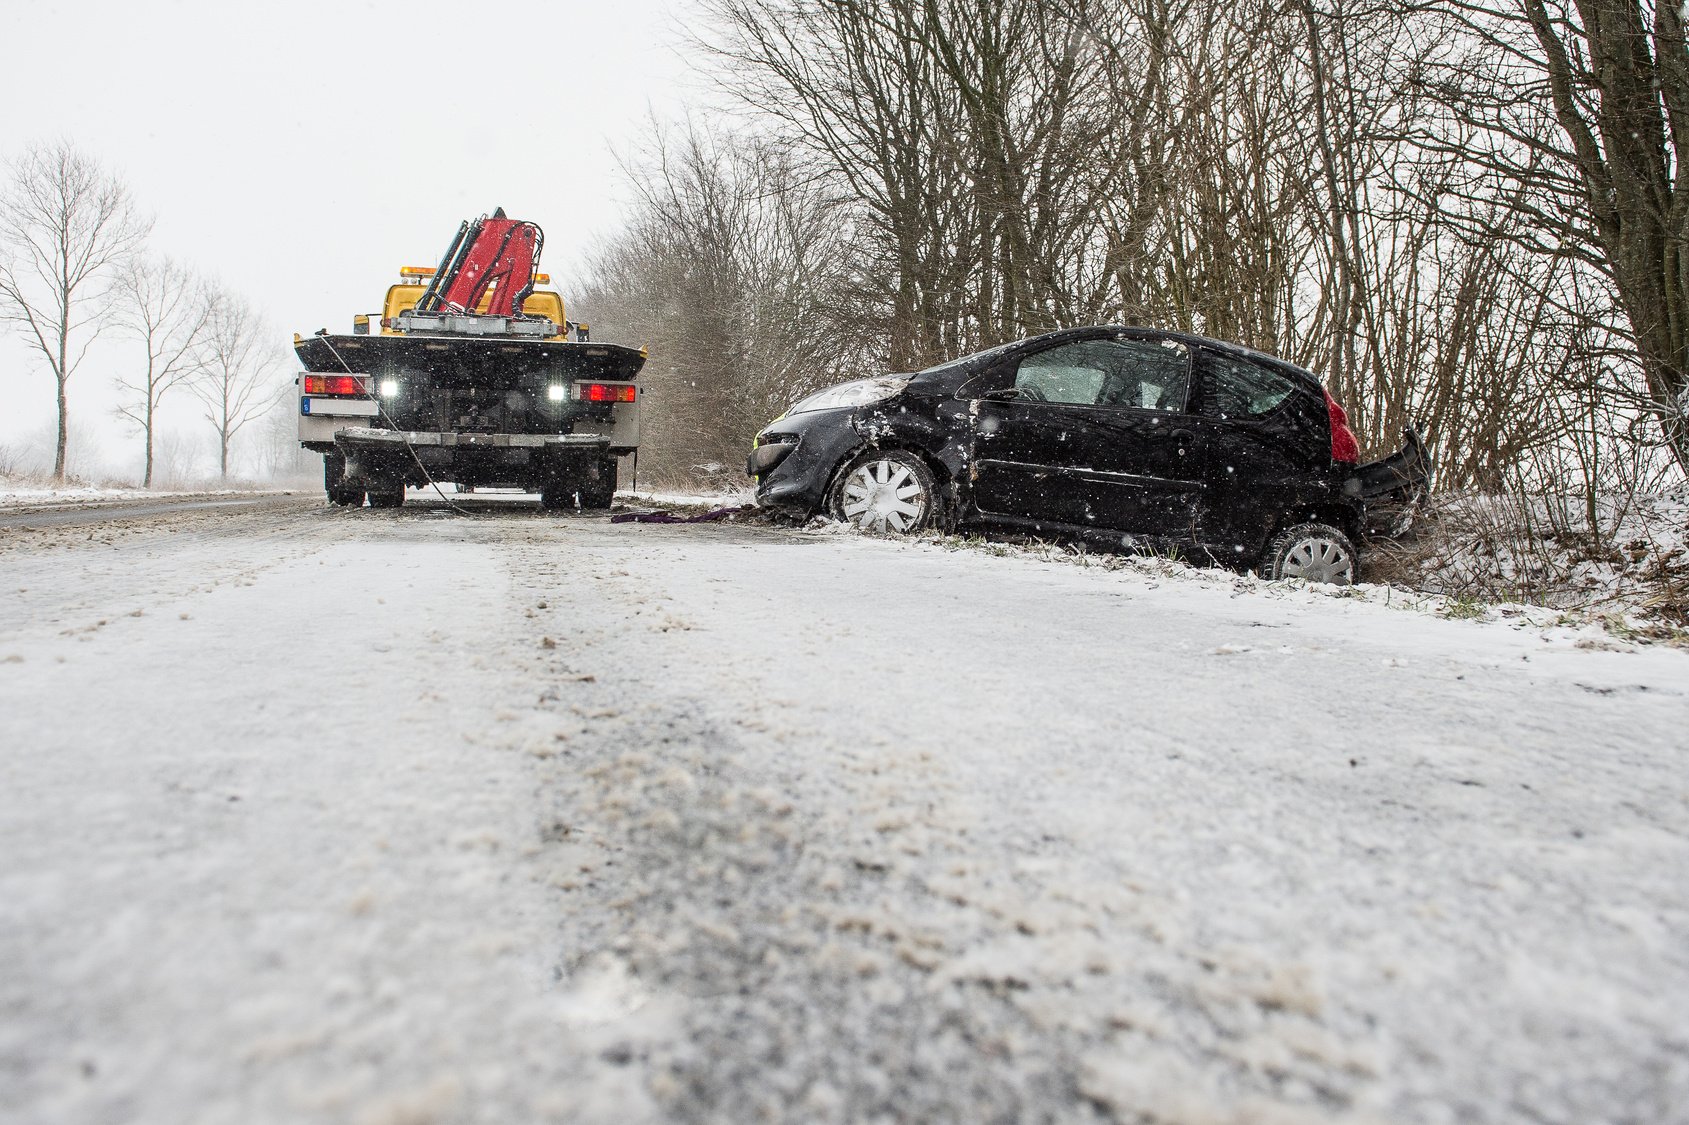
top-left (747, 326), bottom-right (1428, 583)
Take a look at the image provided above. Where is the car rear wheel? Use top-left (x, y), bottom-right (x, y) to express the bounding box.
top-left (828, 449), bottom-right (936, 535)
top-left (1262, 522), bottom-right (1357, 585)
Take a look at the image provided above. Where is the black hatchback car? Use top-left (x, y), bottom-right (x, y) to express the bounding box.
top-left (747, 326), bottom-right (1427, 583)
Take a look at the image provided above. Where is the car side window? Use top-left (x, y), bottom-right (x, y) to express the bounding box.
top-left (1013, 342), bottom-right (1109, 404)
top-left (1012, 338), bottom-right (1189, 409)
top-left (1198, 352), bottom-right (1299, 420)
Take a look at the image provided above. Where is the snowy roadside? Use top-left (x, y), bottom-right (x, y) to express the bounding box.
top-left (771, 498), bottom-right (1689, 646)
top-left (1370, 485), bottom-right (1688, 634)
top-left (908, 530), bottom-right (1683, 648)
top-left (0, 479), bottom-right (297, 510)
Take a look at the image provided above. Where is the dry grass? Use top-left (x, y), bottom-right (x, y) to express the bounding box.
top-left (1364, 488), bottom-right (1689, 636)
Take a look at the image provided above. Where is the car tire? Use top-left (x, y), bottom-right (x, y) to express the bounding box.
top-left (367, 485), bottom-right (406, 509)
top-left (1261, 522), bottom-right (1357, 585)
top-left (828, 449), bottom-right (939, 535)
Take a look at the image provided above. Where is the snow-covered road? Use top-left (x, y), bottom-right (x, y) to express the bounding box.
top-left (2, 497), bottom-right (1685, 1124)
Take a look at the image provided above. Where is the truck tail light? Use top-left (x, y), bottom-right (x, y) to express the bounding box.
top-left (303, 375), bottom-right (368, 396)
top-left (577, 382), bottom-right (636, 403)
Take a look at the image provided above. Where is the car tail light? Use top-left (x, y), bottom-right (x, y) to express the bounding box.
top-left (577, 382), bottom-right (636, 403)
top-left (303, 374), bottom-right (368, 396)
top-left (1324, 389), bottom-right (1360, 465)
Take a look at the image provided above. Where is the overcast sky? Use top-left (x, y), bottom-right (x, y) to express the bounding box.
top-left (0, 0), bottom-right (698, 475)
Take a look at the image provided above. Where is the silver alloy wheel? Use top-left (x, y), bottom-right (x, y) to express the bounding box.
top-left (838, 457), bottom-right (929, 533)
top-left (1278, 534), bottom-right (1354, 584)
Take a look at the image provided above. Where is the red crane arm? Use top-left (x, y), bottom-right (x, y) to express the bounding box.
top-left (415, 208), bottom-right (545, 319)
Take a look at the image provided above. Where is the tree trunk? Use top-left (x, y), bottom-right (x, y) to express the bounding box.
top-left (54, 376), bottom-right (68, 483)
top-left (142, 396), bottom-right (155, 488)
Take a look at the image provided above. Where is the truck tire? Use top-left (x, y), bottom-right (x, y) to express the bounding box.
top-left (368, 485), bottom-right (406, 509)
top-left (324, 454), bottom-right (364, 507)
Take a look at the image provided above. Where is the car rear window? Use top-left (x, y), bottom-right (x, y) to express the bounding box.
top-left (1198, 352), bottom-right (1302, 420)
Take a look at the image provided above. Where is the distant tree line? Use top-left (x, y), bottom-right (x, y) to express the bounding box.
top-left (0, 141), bottom-right (285, 485)
top-left (581, 0), bottom-right (1689, 507)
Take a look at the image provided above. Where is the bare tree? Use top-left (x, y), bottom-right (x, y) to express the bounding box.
top-left (1418, 0), bottom-right (1689, 474)
top-left (191, 291), bottom-right (286, 481)
top-left (0, 142), bottom-right (150, 481)
top-left (650, 0), bottom-right (1677, 500)
top-left (113, 255), bottom-right (213, 486)
top-left (583, 122), bottom-right (862, 481)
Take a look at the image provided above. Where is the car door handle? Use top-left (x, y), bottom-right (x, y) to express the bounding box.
top-left (1170, 428), bottom-right (1197, 456)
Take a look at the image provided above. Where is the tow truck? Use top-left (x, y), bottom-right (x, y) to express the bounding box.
top-left (295, 208), bottom-right (644, 510)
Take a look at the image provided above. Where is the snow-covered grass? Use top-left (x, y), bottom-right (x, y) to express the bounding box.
top-left (1367, 485), bottom-right (1688, 638)
top-left (0, 473), bottom-right (292, 508)
top-left (886, 525), bottom-right (1678, 649)
top-left (750, 485), bottom-right (1689, 646)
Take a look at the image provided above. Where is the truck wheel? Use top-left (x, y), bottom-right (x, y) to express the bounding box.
top-left (368, 485), bottom-right (406, 509)
top-left (579, 457), bottom-right (617, 510)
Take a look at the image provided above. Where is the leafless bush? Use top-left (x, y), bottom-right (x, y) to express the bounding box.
top-left (1366, 484), bottom-right (1688, 630)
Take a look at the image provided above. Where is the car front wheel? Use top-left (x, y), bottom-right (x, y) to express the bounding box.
top-left (1262, 522), bottom-right (1357, 585)
top-left (828, 449), bottom-right (937, 535)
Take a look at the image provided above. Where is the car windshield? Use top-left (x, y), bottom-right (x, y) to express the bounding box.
top-left (916, 339), bottom-right (1020, 375)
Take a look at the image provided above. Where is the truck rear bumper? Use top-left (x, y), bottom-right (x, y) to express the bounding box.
top-left (336, 427), bottom-right (608, 450)
top-left (333, 428), bottom-right (612, 488)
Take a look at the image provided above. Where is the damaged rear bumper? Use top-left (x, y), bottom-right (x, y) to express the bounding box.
top-left (1346, 425), bottom-right (1431, 537)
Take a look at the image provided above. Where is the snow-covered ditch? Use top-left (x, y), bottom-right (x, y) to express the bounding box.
top-left (750, 487), bottom-right (1688, 646)
top-left (1369, 486), bottom-right (1688, 635)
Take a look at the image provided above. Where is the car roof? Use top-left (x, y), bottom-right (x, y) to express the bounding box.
top-left (917, 325), bottom-right (1323, 390)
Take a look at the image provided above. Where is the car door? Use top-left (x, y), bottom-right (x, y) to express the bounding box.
top-left (1183, 348), bottom-right (1331, 555)
top-left (967, 336), bottom-right (1204, 539)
